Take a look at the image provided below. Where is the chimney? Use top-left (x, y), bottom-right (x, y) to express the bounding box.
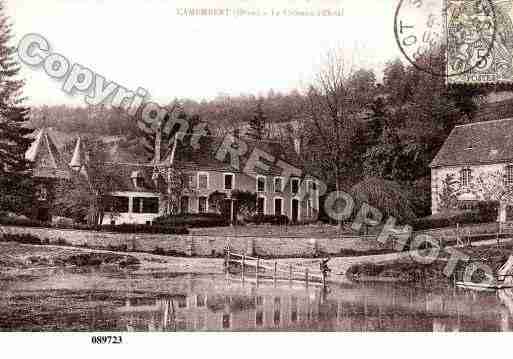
top-left (154, 126), bottom-right (162, 164)
top-left (293, 138), bottom-right (301, 155)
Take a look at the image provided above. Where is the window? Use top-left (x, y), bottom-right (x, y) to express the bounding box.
top-left (198, 196), bottom-right (208, 213)
top-left (460, 168), bottom-right (472, 187)
top-left (196, 294), bottom-right (205, 307)
top-left (197, 172), bottom-right (209, 189)
top-left (274, 198), bottom-right (283, 215)
top-left (274, 177), bottom-right (283, 193)
top-left (257, 176), bottom-right (266, 192)
top-left (506, 165), bottom-right (513, 186)
top-left (188, 174), bottom-right (195, 189)
top-left (132, 198), bottom-right (142, 213)
top-left (224, 173), bottom-right (234, 190)
top-left (142, 198), bottom-right (159, 214)
top-left (132, 197), bottom-right (159, 214)
top-left (257, 197), bottom-right (265, 215)
top-left (180, 196), bottom-right (189, 213)
top-left (112, 196), bottom-right (129, 213)
top-left (291, 178), bottom-right (300, 194)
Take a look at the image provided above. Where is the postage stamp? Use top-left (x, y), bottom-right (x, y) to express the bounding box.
top-left (395, 0), bottom-right (513, 83)
top-left (446, 0), bottom-right (513, 83)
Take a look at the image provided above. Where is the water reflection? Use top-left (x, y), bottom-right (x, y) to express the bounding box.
top-left (3, 268), bottom-right (513, 331)
top-left (113, 275), bottom-right (513, 332)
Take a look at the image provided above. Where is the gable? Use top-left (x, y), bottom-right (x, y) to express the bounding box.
top-left (431, 118), bottom-right (513, 168)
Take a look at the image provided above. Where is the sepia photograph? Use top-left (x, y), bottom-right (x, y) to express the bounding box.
top-left (2, 0), bottom-right (513, 353)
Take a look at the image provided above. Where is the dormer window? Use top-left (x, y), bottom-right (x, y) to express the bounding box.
top-left (460, 168), bottom-right (472, 187)
top-left (506, 165), bottom-right (513, 186)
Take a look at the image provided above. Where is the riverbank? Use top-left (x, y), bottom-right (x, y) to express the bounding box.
top-left (0, 242), bottom-right (225, 276)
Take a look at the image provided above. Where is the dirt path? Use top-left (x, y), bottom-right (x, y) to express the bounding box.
top-left (3, 236), bottom-right (512, 280)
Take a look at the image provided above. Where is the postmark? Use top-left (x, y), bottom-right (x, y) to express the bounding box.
top-left (394, 0), bottom-right (499, 79)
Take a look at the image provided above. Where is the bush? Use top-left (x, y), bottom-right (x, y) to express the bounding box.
top-left (412, 201), bottom-right (500, 231)
top-left (0, 215), bottom-right (47, 228)
top-left (246, 214), bottom-right (289, 225)
top-left (1, 233), bottom-right (43, 245)
top-left (412, 210), bottom-right (480, 231)
top-left (0, 214), bottom-right (188, 235)
top-left (100, 224), bottom-right (189, 235)
top-left (153, 213), bottom-right (228, 228)
top-left (476, 200), bottom-right (499, 223)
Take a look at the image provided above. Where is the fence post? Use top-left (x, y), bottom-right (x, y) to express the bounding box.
top-left (497, 222), bottom-right (501, 248)
top-left (305, 268), bottom-right (309, 288)
top-left (274, 261), bottom-right (277, 285)
top-left (224, 249), bottom-right (230, 272)
top-left (289, 265), bottom-right (293, 284)
top-left (256, 258), bottom-right (260, 286)
top-left (242, 254), bottom-right (245, 283)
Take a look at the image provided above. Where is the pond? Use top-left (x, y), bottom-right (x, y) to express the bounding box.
top-left (0, 268), bottom-right (512, 331)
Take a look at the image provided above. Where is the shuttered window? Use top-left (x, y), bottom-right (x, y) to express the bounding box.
top-left (460, 168), bottom-right (472, 187)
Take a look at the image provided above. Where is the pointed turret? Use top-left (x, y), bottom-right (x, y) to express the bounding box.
top-left (70, 136), bottom-right (82, 171)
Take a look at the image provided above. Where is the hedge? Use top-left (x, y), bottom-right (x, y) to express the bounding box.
top-left (412, 210), bottom-right (482, 231)
top-left (153, 213), bottom-right (228, 228)
top-left (0, 216), bottom-right (188, 235)
top-left (412, 201), bottom-right (500, 231)
top-left (246, 214), bottom-right (289, 225)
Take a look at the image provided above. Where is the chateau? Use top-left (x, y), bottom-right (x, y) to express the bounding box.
top-left (25, 127), bottom-right (320, 225)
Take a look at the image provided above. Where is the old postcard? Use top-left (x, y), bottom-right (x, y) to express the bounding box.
top-left (2, 0), bottom-right (513, 354)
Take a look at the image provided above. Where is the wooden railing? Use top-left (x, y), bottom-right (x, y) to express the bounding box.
top-left (224, 250), bottom-right (328, 288)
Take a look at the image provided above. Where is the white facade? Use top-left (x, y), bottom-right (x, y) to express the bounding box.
top-left (102, 191), bottom-right (161, 225)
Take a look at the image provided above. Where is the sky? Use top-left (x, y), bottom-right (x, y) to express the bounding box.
top-left (7, 0), bottom-right (406, 106)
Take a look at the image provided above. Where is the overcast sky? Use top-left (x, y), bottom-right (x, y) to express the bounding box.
top-left (8, 0), bottom-right (405, 106)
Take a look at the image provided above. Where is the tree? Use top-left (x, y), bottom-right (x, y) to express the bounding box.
top-left (438, 173), bottom-right (460, 211)
top-left (0, 1), bottom-right (33, 214)
top-left (247, 97), bottom-right (267, 140)
top-left (231, 190), bottom-right (257, 218)
top-left (52, 139), bottom-right (124, 225)
top-left (350, 177), bottom-right (416, 224)
top-left (302, 49), bottom-right (369, 194)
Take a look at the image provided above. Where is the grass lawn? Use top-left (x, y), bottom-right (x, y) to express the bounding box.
top-left (189, 223), bottom-right (367, 238)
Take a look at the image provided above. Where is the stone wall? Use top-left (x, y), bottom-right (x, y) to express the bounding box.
top-left (1, 222), bottom-right (497, 259)
top-left (0, 225), bottom-right (378, 258)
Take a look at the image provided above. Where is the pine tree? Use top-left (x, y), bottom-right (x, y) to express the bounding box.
top-left (247, 98), bottom-right (267, 140)
top-left (0, 1), bottom-right (33, 214)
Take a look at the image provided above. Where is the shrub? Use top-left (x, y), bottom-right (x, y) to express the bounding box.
top-left (412, 210), bottom-right (480, 231)
top-left (350, 177), bottom-right (416, 224)
top-left (476, 200), bottom-right (499, 223)
top-left (100, 224), bottom-right (189, 235)
top-left (0, 215), bottom-right (47, 228)
top-left (246, 214), bottom-right (289, 225)
top-left (2, 233), bottom-right (43, 245)
top-left (153, 213), bottom-right (228, 228)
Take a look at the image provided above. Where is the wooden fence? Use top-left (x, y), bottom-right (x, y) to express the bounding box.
top-left (225, 250), bottom-right (328, 288)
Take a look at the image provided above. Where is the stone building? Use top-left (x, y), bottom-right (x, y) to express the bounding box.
top-left (430, 118), bottom-right (513, 221)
